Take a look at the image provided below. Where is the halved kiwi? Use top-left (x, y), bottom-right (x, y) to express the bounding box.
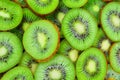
top-left (23, 20), bottom-right (60, 61)
top-left (76, 48), bottom-right (107, 80)
top-left (19, 52), bottom-right (38, 74)
top-left (62, 8), bottom-right (98, 50)
top-left (0, 0), bottom-right (23, 30)
top-left (58, 39), bottom-right (79, 62)
top-left (26, 0), bottom-right (59, 15)
top-left (105, 64), bottom-right (120, 80)
top-left (62, 0), bottom-right (88, 8)
top-left (110, 42), bottom-right (120, 73)
top-left (34, 54), bottom-right (75, 80)
top-left (0, 32), bottom-right (23, 73)
top-left (1, 66), bottom-right (34, 80)
top-left (101, 2), bottom-right (120, 41)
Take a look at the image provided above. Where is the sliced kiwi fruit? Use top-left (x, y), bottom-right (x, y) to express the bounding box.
top-left (84, 0), bottom-right (106, 23)
top-left (14, 0), bottom-right (27, 7)
top-left (101, 2), bottom-right (120, 41)
top-left (22, 8), bottom-right (41, 31)
top-left (62, 8), bottom-right (98, 50)
top-left (62, 0), bottom-right (88, 8)
top-left (26, 0), bottom-right (59, 15)
top-left (0, 32), bottom-right (23, 73)
top-left (1, 66), bottom-right (34, 80)
top-left (34, 54), bottom-right (75, 80)
top-left (109, 42), bottom-right (120, 73)
top-left (76, 48), bottom-right (107, 80)
top-left (23, 20), bottom-right (60, 61)
top-left (105, 64), bottom-right (120, 80)
top-left (58, 39), bottom-right (79, 62)
top-left (19, 52), bottom-right (38, 74)
top-left (93, 28), bottom-right (111, 62)
top-left (0, 0), bottom-right (23, 30)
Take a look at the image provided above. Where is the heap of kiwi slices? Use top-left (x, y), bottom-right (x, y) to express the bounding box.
top-left (1, 0), bottom-right (120, 80)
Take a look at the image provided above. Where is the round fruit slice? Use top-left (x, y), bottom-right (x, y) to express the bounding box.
top-left (26, 0), bottom-right (59, 15)
top-left (101, 2), bottom-right (120, 41)
top-left (58, 39), bottom-right (79, 62)
top-left (34, 54), bottom-right (75, 80)
top-left (23, 20), bottom-right (60, 61)
top-left (1, 66), bottom-right (34, 80)
top-left (0, 32), bottom-right (23, 73)
top-left (76, 48), bottom-right (107, 80)
top-left (0, 0), bottom-right (23, 30)
top-left (62, 0), bottom-right (88, 8)
top-left (62, 8), bottom-right (98, 50)
top-left (110, 42), bottom-right (120, 73)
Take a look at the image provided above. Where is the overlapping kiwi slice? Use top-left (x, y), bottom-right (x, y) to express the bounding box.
top-left (22, 8), bottom-right (41, 31)
top-left (0, 0), bottom-right (23, 30)
top-left (109, 42), bottom-right (120, 73)
top-left (34, 54), bottom-right (75, 80)
top-left (26, 0), bottom-right (59, 15)
top-left (58, 39), bottom-right (79, 62)
top-left (0, 32), bottom-right (23, 73)
top-left (84, 0), bottom-right (106, 23)
top-left (76, 48), bottom-right (107, 80)
top-left (14, 0), bottom-right (27, 7)
top-left (23, 20), bottom-right (60, 61)
top-left (105, 64), bottom-right (120, 80)
top-left (101, 2), bottom-right (120, 41)
top-left (19, 52), bottom-right (38, 74)
top-left (62, 0), bottom-right (88, 8)
top-left (1, 66), bottom-right (34, 80)
top-left (62, 8), bottom-right (98, 50)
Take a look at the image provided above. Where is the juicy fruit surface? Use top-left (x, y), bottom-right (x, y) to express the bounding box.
top-left (0, 0), bottom-right (23, 30)
top-left (62, 8), bottom-right (98, 50)
top-left (23, 20), bottom-right (59, 60)
top-left (34, 54), bottom-right (75, 80)
top-left (1, 0), bottom-right (120, 80)
top-left (0, 32), bottom-right (23, 73)
top-left (76, 48), bottom-right (107, 80)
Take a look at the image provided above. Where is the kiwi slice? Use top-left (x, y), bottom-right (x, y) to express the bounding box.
top-left (14, 0), bottom-right (27, 7)
top-left (0, 32), bottom-right (23, 73)
top-left (84, 0), bottom-right (106, 23)
top-left (0, 0), bottom-right (23, 30)
top-left (26, 0), bottom-right (59, 15)
top-left (76, 48), bottom-right (107, 80)
top-left (62, 8), bottom-right (98, 50)
top-left (19, 52), bottom-right (38, 74)
top-left (1, 66), bottom-right (34, 80)
top-left (23, 20), bottom-right (60, 61)
top-left (105, 64), bottom-right (120, 80)
top-left (22, 8), bottom-right (41, 31)
top-left (109, 42), bottom-right (120, 73)
top-left (58, 39), bottom-right (79, 62)
top-left (62, 0), bottom-right (88, 8)
top-left (34, 54), bottom-right (75, 80)
top-left (101, 2), bottom-right (120, 41)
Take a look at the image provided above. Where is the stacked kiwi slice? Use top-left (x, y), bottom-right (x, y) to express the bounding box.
top-left (1, 0), bottom-right (120, 80)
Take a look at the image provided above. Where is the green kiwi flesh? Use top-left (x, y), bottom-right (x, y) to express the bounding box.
top-left (58, 39), bottom-right (79, 62)
top-left (0, 32), bottom-right (23, 73)
top-left (23, 20), bottom-right (60, 61)
top-left (101, 2), bottom-right (120, 41)
top-left (62, 8), bottom-right (98, 50)
top-left (1, 66), bottom-right (34, 80)
top-left (26, 0), bottom-right (59, 15)
top-left (76, 48), bottom-right (107, 80)
top-left (34, 54), bottom-right (75, 80)
top-left (0, 0), bottom-right (23, 30)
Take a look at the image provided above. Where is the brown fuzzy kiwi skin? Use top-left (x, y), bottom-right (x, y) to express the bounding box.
top-left (24, 20), bottom-right (60, 62)
top-left (106, 78), bottom-right (115, 80)
top-left (24, 0), bottom-right (59, 16)
top-left (13, 0), bottom-right (27, 7)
